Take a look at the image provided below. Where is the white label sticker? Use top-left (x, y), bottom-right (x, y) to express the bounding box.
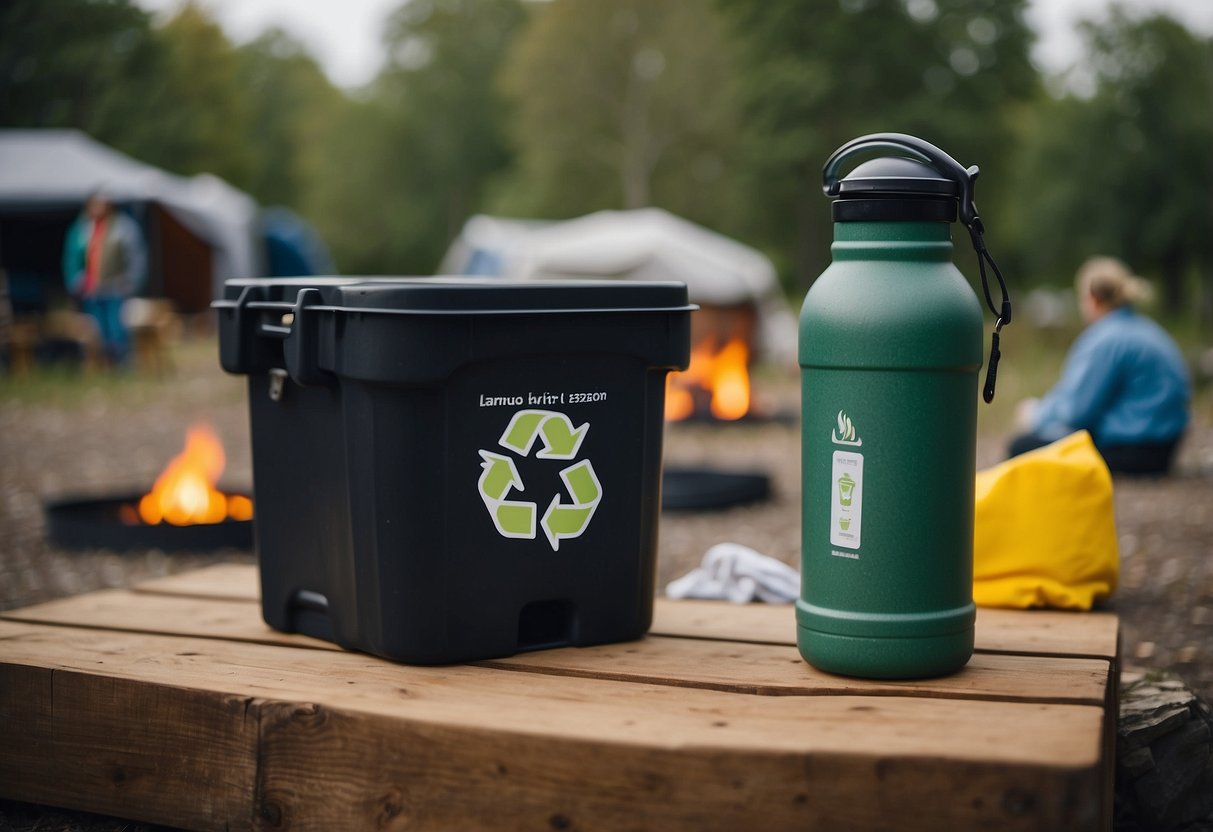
top-left (830, 450), bottom-right (863, 550)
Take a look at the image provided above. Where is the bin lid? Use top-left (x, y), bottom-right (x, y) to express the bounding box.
top-left (221, 276), bottom-right (695, 315)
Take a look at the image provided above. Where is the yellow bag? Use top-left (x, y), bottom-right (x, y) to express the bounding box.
top-left (973, 431), bottom-right (1119, 610)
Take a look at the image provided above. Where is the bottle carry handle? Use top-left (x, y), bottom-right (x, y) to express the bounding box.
top-left (822, 133), bottom-right (980, 227)
top-left (822, 132), bottom-right (1011, 402)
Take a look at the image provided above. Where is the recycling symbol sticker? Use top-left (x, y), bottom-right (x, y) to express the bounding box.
top-left (477, 409), bottom-right (602, 551)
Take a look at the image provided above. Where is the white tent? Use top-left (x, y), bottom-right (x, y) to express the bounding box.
top-left (441, 208), bottom-right (797, 364)
top-left (0, 129), bottom-right (261, 303)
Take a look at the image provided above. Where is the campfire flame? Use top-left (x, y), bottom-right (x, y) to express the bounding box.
top-left (136, 424), bottom-right (252, 525)
top-left (665, 334), bottom-right (752, 421)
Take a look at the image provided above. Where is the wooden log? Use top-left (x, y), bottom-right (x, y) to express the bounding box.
top-left (0, 619), bottom-right (1107, 831)
top-left (1116, 672), bottom-right (1213, 830)
top-left (0, 662), bottom-right (258, 831)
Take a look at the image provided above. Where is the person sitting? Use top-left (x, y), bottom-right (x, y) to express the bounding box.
top-left (1008, 256), bottom-right (1190, 474)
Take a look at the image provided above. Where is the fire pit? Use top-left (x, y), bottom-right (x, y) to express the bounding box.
top-left (663, 307), bottom-right (794, 424)
top-left (666, 333), bottom-right (752, 422)
top-left (44, 424), bottom-right (254, 552)
top-left (661, 312), bottom-right (778, 509)
top-left (45, 492), bottom-right (252, 551)
top-left (661, 466), bottom-right (771, 512)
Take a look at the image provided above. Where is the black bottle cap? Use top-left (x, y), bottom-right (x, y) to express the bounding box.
top-left (833, 157), bottom-right (959, 222)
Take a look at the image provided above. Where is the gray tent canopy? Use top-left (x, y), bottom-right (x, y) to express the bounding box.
top-left (441, 209), bottom-right (798, 365)
top-left (0, 129), bottom-right (261, 314)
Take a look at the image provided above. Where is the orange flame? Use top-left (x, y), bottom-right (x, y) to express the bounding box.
top-left (665, 334), bottom-right (751, 421)
top-left (137, 425), bottom-right (250, 525)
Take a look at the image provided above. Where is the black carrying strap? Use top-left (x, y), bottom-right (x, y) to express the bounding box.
top-left (966, 216), bottom-right (1011, 403)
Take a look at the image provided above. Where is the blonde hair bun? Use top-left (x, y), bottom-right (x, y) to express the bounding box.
top-left (1076, 256), bottom-right (1154, 308)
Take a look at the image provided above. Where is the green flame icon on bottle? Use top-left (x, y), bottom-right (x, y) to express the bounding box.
top-left (478, 409), bottom-right (602, 550)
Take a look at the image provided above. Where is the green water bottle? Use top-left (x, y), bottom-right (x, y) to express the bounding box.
top-left (797, 133), bottom-right (1011, 679)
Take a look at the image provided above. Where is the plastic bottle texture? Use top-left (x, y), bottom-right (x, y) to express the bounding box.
top-left (798, 220), bottom-right (984, 678)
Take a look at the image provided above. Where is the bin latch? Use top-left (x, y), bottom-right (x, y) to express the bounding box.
top-left (268, 368), bottom-right (288, 402)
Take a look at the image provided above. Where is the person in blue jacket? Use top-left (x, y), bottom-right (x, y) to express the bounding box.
top-left (1008, 256), bottom-right (1190, 474)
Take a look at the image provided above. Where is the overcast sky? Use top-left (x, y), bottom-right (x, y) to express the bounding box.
top-left (134, 0), bottom-right (1213, 90)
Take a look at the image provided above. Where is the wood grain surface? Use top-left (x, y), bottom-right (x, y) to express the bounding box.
top-left (0, 565), bottom-right (1118, 831)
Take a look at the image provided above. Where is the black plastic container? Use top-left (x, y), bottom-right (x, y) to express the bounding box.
top-left (216, 277), bottom-right (693, 663)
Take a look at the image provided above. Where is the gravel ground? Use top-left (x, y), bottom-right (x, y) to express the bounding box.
top-left (1, 339), bottom-right (1211, 830)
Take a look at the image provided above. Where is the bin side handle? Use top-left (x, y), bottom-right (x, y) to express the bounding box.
top-left (216, 284), bottom-right (269, 374)
top-left (284, 288), bottom-right (332, 386)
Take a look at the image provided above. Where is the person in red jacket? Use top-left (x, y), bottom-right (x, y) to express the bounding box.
top-left (62, 192), bottom-right (146, 366)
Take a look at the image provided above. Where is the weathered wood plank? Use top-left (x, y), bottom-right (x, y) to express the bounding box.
top-left (2, 589), bottom-right (339, 651)
top-left (128, 563), bottom-right (1121, 660)
top-left (0, 621), bottom-right (1102, 767)
top-left (483, 642), bottom-right (1109, 705)
top-left (253, 699), bottom-right (1102, 832)
top-left (0, 620), bottom-right (1106, 831)
top-left (132, 561), bottom-right (258, 601)
top-left (0, 662), bottom-right (258, 831)
top-left (652, 598), bottom-right (1121, 660)
top-left (0, 664), bottom-right (53, 802)
top-left (2, 590), bottom-right (1108, 705)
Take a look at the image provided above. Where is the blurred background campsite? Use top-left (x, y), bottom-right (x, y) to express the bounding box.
top-left (4, 2), bottom-right (1213, 827)
top-left (3, 0), bottom-right (1213, 631)
top-left (2, 0), bottom-right (1212, 326)
top-left (3, 0), bottom-right (1213, 695)
top-left (2, 1), bottom-right (1213, 556)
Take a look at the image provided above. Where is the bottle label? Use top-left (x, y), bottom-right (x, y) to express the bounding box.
top-left (830, 450), bottom-right (863, 550)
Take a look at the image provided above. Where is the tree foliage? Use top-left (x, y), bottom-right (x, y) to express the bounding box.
top-left (235, 30), bottom-right (345, 209)
top-left (495, 0), bottom-right (742, 233)
top-left (3, 0), bottom-right (1212, 321)
top-left (307, 0), bottom-right (526, 273)
top-left (1008, 10), bottom-right (1213, 316)
top-left (139, 4), bottom-right (254, 186)
top-left (717, 0), bottom-right (1038, 288)
top-left (0, 0), bottom-right (164, 155)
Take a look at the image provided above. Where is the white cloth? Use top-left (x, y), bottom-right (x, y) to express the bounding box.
top-left (665, 543), bottom-right (799, 604)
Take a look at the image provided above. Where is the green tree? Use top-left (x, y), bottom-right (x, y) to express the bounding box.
top-left (236, 29), bottom-right (345, 208)
top-left (139, 3), bottom-right (254, 187)
top-left (0, 1), bottom-right (261, 190)
top-left (719, 0), bottom-right (1037, 290)
top-left (0, 0), bottom-right (163, 149)
top-left (308, 0), bottom-right (525, 273)
top-left (1009, 10), bottom-right (1213, 319)
top-left (303, 96), bottom-right (402, 271)
top-left (496, 0), bottom-right (743, 231)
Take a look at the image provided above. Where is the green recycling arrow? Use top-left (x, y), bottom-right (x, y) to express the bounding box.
top-left (477, 450), bottom-right (536, 539)
top-left (500, 411), bottom-right (546, 455)
top-left (499, 409), bottom-right (588, 459)
top-left (541, 459), bottom-right (602, 551)
top-left (537, 414), bottom-right (587, 459)
top-left (561, 458), bottom-right (600, 504)
top-left (493, 502), bottom-right (536, 538)
top-left (479, 450), bottom-right (520, 501)
top-left (479, 409), bottom-right (602, 550)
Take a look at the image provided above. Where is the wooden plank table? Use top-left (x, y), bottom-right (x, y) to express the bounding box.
top-left (0, 563), bottom-right (1120, 831)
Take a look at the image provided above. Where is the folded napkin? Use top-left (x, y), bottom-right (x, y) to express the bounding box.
top-left (665, 542), bottom-right (799, 603)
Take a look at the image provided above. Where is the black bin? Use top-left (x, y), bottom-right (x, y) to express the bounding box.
top-left (216, 277), bottom-right (693, 663)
